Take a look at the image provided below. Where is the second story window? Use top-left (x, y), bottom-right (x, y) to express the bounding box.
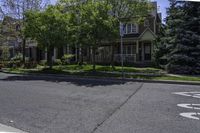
top-left (144, 20), bottom-right (150, 27)
top-left (124, 23), bottom-right (138, 34)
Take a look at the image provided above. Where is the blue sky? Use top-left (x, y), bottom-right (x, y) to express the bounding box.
top-left (50, 0), bottom-right (169, 22)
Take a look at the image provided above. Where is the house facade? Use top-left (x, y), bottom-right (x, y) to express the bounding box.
top-left (92, 2), bottom-right (162, 65)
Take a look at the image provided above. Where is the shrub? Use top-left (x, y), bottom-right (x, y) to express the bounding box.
top-left (24, 61), bottom-right (37, 69)
top-left (39, 60), bottom-right (47, 66)
top-left (61, 54), bottom-right (74, 65)
top-left (53, 59), bottom-right (62, 66)
top-left (11, 53), bottom-right (23, 61)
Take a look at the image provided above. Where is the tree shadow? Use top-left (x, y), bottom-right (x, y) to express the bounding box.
top-left (0, 73), bottom-right (130, 87)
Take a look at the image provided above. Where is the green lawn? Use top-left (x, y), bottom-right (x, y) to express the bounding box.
top-left (53, 65), bottom-right (163, 74)
top-left (4, 64), bottom-right (200, 82)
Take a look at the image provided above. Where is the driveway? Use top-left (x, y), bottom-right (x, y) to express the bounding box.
top-left (0, 73), bottom-right (200, 133)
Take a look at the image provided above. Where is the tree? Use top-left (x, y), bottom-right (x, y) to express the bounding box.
top-left (24, 5), bottom-right (70, 68)
top-left (166, 1), bottom-right (200, 74)
top-left (156, 1), bottom-right (200, 75)
top-left (154, 24), bottom-right (169, 67)
top-left (1, 0), bottom-right (49, 64)
top-left (59, 0), bottom-right (151, 71)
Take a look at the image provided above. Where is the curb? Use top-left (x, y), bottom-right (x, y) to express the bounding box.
top-left (1, 70), bottom-right (200, 86)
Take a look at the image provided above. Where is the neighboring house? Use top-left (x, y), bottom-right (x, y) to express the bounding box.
top-left (0, 16), bottom-right (19, 59)
top-left (0, 16), bottom-right (42, 61)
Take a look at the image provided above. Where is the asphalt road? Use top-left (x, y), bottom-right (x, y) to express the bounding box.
top-left (0, 73), bottom-right (200, 133)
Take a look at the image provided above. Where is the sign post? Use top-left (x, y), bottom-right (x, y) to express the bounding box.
top-left (120, 22), bottom-right (125, 79)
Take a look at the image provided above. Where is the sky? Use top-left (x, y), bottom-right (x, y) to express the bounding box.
top-left (50, 0), bottom-right (170, 22)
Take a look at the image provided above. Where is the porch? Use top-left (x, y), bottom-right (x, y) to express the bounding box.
top-left (95, 40), bottom-right (154, 65)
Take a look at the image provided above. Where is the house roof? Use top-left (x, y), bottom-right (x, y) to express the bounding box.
top-left (138, 28), bottom-right (157, 41)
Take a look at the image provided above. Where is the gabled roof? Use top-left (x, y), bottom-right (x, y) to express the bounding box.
top-left (139, 28), bottom-right (157, 41)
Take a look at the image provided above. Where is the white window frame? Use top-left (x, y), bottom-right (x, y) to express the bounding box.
top-left (144, 20), bottom-right (150, 27)
top-left (124, 23), bottom-right (138, 34)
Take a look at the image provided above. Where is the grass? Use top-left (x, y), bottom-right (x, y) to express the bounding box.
top-left (3, 64), bottom-right (200, 82)
top-left (53, 64), bottom-right (163, 74)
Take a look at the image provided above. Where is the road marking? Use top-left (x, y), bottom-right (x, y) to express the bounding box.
top-left (173, 92), bottom-right (200, 99)
top-left (0, 123), bottom-right (27, 133)
top-left (177, 104), bottom-right (200, 110)
top-left (180, 112), bottom-right (200, 120)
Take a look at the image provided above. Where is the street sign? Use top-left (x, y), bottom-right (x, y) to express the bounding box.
top-left (120, 22), bottom-right (125, 37)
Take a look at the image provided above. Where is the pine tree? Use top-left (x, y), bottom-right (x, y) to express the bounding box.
top-left (155, 0), bottom-right (183, 69)
top-left (167, 1), bottom-right (200, 74)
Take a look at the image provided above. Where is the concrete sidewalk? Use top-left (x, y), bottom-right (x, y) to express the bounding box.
top-left (0, 123), bottom-right (27, 133)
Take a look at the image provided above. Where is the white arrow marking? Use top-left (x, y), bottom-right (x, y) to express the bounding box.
top-left (180, 112), bottom-right (200, 120)
top-left (177, 104), bottom-right (200, 110)
top-left (173, 92), bottom-right (200, 99)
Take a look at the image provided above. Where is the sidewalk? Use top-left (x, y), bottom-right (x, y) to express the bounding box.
top-left (0, 123), bottom-right (27, 133)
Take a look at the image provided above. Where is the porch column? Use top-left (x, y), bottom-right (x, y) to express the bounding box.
top-left (67, 44), bottom-right (70, 54)
top-left (151, 41), bottom-right (154, 60)
top-left (142, 42), bottom-right (144, 61)
top-left (136, 40), bottom-right (139, 62)
top-left (63, 46), bottom-right (67, 54)
top-left (53, 48), bottom-right (57, 60)
top-left (45, 47), bottom-right (47, 60)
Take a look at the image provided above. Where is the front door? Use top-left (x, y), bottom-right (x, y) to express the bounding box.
top-left (144, 43), bottom-right (151, 61)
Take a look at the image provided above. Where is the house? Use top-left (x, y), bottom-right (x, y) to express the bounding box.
top-left (93, 1), bottom-right (162, 65)
top-left (0, 16), bottom-right (19, 59)
top-left (0, 16), bottom-right (42, 61)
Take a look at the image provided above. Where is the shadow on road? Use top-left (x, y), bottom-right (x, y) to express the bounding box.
top-left (0, 73), bottom-right (130, 87)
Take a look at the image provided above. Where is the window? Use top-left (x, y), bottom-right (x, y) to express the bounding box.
top-left (124, 23), bottom-right (138, 34)
top-left (144, 20), bottom-right (150, 27)
top-left (127, 46), bottom-right (132, 55)
top-left (127, 24), bottom-right (132, 34)
top-left (123, 45), bottom-right (136, 55)
top-left (131, 24), bottom-right (137, 33)
top-left (132, 45), bottom-right (136, 54)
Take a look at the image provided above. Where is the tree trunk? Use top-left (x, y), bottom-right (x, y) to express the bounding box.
top-left (47, 46), bottom-right (53, 69)
top-left (22, 38), bottom-right (26, 64)
top-left (78, 44), bottom-right (83, 66)
top-left (92, 47), bottom-right (96, 72)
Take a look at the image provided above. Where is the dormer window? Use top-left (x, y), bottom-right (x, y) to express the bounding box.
top-left (144, 20), bottom-right (150, 27)
top-left (124, 23), bottom-right (138, 34)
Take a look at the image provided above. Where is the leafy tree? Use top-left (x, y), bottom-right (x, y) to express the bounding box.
top-left (24, 5), bottom-right (70, 68)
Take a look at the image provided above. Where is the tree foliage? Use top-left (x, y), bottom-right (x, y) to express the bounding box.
top-left (155, 1), bottom-right (200, 74)
top-left (25, 5), bottom-right (70, 68)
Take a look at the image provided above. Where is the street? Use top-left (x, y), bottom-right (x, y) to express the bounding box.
top-left (0, 73), bottom-right (200, 133)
